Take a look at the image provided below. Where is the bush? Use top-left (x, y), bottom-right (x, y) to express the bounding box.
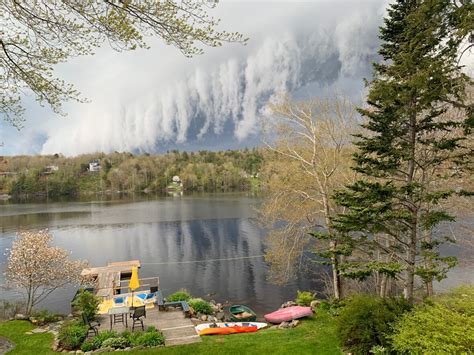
top-left (80, 340), bottom-right (96, 352)
top-left (134, 331), bottom-right (165, 347)
top-left (336, 295), bottom-right (410, 355)
top-left (101, 337), bottom-right (130, 349)
top-left (89, 330), bottom-right (118, 350)
top-left (391, 286), bottom-right (474, 354)
top-left (72, 289), bottom-right (101, 321)
top-left (188, 298), bottom-right (213, 315)
top-left (295, 291), bottom-right (314, 306)
top-left (31, 309), bottom-right (62, 325)
top-left (166, 290), bottom-right (191, 302)
top-left (58, 321), bottom-right (88, 350)
top-left (0, 300), bottom-right (26, 321)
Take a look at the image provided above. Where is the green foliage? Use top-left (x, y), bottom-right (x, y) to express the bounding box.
top-left (391, 286), bottom-right (474, 353)
top-left (121, 327), bottom-right (165, 347)
top-left (188, 298), bottom-right (213, 315)
top-left (72, 289), bottom-right (101, 322)
top-left (295, 291), bottom-right (315, 306)
top-left (80, 340), bottom-right (96, 352)
top-left (166, 290), bottom-right (191, 302)
top-left (58, 320), bottom-right (88, 350)
top-left (30, 309), bottom-right (63, 325)
top-left (90, 330), bottom-right (118, 350)
top-left (101, 337), bottom-right (130, 349)
top-left (331, 0), bottom-right (472, 300)
top-left (336, 295), bottom-right (411, 355)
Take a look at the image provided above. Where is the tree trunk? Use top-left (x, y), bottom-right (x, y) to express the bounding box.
top-left (380, 275), bottom-right (388, 298)
top-left (330, 241), bottom-right (341, 300)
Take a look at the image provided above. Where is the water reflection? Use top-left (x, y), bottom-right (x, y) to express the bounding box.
top-left (0, 195), bottom-right (318, 314)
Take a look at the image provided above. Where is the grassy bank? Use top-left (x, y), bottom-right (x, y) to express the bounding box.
top-left (0, 312), bottom-right (340, 355)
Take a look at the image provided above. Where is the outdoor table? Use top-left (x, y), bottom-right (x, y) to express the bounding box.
top-left (108, 306), bottom-right (130, 330)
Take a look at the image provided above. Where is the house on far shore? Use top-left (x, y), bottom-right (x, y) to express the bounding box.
top-left (44, 165), bottom-right (59, 174)
top-left (89, 160), bottom-right (101, 172)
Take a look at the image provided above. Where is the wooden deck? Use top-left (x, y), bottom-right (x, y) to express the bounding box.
top-left (81, 260), bottom-right (141, 277)
top-left (96, 308), bottom-right (201, 346)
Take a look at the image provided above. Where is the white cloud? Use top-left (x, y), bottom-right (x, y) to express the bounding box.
top-left (2, 1), bottom-right (390, 156)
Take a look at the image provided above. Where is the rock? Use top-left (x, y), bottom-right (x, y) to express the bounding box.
top-left (216, 312), bottom-right (225, 321)
top-left (76, 350), bottom-right (84, 354)
top-left (280, 301), bottom-right (297, 309)
top-left (191, 317), bottom-right (199, 322)
top-left (94, 347), bottom-right (113, 353)
top-left (290, 320), bottom-right (300, 328)
top-left (310, 300), bottom-right (321, 310)
top-left (25, 332), bottom-right (33, 335)
top-left (124, 348), bottom-right (131, 351)
top-left (132, 345), bottom-right (145, 350)
top-left (31, 328), bottom-right (48, 333)
top-left (278, 321), bottom-right (290, 329)
top-left (200, 314), bottom-right (208, 321)
top-left (85, 352), bottom-right (92, 355)
top-left (67, 313), bottom-right (74, 318)
top-left (14, 314), bottom-right (28, 320)
top-left (270, 325), bottom-right (279, 329)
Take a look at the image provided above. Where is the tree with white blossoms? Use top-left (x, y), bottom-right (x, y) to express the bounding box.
top-left (5, 230), bottom-right (88, 316)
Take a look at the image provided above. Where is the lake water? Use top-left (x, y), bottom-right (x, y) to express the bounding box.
top-left (0, 194), bottom-right (319, 315)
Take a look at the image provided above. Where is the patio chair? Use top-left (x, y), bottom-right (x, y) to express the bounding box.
top-left (82, 313), bottom-right (100, 336)
top-left (131, 305), bottom-right (146, 331)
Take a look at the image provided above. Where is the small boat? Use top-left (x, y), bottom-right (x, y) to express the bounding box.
top-left (229, 305), bottom-right (257, 322)
top-left (195, 322), bottom-right (267, 336)
top-left (264, 306), bottom-right (313, 323)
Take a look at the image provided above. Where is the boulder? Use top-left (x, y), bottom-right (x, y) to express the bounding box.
top-left (280, 301), bottom-right (297, 309)
top-left (290, 320), bottom-right (300, 328)
top-left (278, 321), bottom-right (290, 329)
top-left (14, 314), bottom-right (28, 320)
top-left (200, 314), bottom-right (208, 321)
top-left (31, 328), bottom-right (48, 333)
top-left (216, 312), bottom-right (225, 321)
top-left (310, 300), bottom-right (321, 310)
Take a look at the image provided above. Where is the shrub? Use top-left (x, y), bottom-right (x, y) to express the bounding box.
top-left (188, 298), bottom-right (213, 315)
top-left (0, 300), bottom-right (26, 321)
top-left (72, 289), bottom-right (101, 321)
top-left (336, 295), bottom-right (410, 355)
top-left (134, 331), bottom-right (165, 347)
top-left (391, 286), bottom-right (474, 354)
top-left (295, 291), bottom-right (314, 306)
top-left (166, 290), bottom-right (191, 302)
top-left (90, 330), bottom-right (118, 349)
top-left (101, 337), bottom-right (130, 349)
top-left (80, 340), bottom-right (96, 352)
top-left (58, 321), bottom-right (88, 350)
top-left (31, 309), bottom-right (62, 325)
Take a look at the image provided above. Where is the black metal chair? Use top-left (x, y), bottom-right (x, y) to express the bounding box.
top-left (82, 313), bottom-right (100, 336)
top-left (131, 305), bottom-right (146, 331)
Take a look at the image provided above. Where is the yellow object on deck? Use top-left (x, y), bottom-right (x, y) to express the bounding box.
top-left (129, 266), bottom-right (140, 291)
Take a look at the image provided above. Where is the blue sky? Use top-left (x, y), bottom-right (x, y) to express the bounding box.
top-left (2, 0), bottom-right (393, 156)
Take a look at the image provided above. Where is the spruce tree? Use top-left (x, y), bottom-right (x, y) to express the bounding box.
top-left (332, 0), bottom-right (473, 302)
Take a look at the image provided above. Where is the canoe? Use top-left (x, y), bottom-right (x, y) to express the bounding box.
top-left (196, 322), bottom-right (267, 336)
top-left (229, 305), bottom-right (257, 322)
top-left (264, 306), bottom-right (313, 323)
top-left (195, 322), bottom-right (267, 333)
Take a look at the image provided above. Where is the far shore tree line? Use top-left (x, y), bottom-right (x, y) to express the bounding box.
top-left (0, 149), bottom-right (263, 197)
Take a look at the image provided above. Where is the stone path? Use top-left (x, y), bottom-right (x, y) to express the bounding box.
top-left (154, 311), bottom-right (201, 346)
top-left (0, 336), bottom-right (14, 354)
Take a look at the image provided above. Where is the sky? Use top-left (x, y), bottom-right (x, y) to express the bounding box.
top-left (0, 0), bottom-right (440, 156)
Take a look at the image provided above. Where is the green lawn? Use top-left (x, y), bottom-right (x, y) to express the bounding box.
top-left (0, 312), bottom-right (341, 355)
top-left (0, 321), bottom-right (53, 355)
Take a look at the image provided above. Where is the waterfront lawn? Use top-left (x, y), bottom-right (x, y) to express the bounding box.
top-left (134, 311), bottom-right (341, 355)
top-left (0, 320), bottom-right (53, 355)
top-left (0, 311), bottom-right (340, 354)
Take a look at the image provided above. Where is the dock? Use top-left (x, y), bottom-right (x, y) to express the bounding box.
top-left (81, 260), bottom-right (201, 347)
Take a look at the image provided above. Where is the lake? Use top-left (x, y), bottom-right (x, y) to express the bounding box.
top-left (0, 193), bottom-right (319, 315)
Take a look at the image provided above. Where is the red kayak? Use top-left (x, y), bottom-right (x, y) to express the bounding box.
top-left (264, 306), bottom-right (313, 323)
top-left (198, 325), bottom-right (258, 336)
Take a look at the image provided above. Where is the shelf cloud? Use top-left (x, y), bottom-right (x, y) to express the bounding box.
top-left (2, 1), bottom-right (389, 156)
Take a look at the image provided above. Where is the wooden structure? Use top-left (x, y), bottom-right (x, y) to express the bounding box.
top-left (81, 260), bottom-right (141, 299)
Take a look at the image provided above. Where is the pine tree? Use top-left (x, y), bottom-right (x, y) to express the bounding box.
top-left (332, 0), bottom-right (473, 302)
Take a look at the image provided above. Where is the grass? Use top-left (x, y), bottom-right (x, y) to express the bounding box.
top-left (0, 311), bottom-right (341, 355)
top-left (0, 321), bottom-right (53, 355)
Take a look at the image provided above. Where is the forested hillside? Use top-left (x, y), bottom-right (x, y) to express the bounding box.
top-left (0, 149), bottom-right (263, 198)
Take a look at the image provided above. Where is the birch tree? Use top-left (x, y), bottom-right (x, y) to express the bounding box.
top-left (260, 96), bottom-right (358, 299)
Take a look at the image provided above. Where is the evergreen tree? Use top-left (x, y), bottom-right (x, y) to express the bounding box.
top-left (332, 0), bottom-right (473, 302)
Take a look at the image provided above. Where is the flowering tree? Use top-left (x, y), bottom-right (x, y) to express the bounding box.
top-left (5, 230), bottom-right (88, 316)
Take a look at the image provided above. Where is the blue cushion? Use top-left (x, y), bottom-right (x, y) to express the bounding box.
top-left (136, 293), bottom-right (147, 300)
top-left (114, 297), bottom-right (124, 304)
top-left (146, 293), bottom-right (155, 300)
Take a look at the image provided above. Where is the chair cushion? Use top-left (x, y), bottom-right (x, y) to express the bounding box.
top-left (114, 297), bottom-right (124, 304)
